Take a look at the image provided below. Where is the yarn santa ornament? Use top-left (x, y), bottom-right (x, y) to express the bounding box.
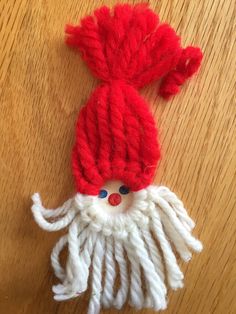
top-left (31, 4), bottom-right (203, 314)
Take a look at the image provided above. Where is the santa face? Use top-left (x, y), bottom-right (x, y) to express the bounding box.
top-left (96, 180), bottom-right (134, 214)
top-left (75, 180), bottom-right (151, 239)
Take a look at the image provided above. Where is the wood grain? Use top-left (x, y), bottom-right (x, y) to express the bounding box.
top-left (0, 0), bottom-right (235, 313)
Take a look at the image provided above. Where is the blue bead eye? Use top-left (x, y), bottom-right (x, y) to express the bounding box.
top-left (119, 185), bottom-right (130, 195)
top-left (98, 189), bottom-right (108, 198)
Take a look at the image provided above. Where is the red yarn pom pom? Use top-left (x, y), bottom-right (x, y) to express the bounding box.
top-left (65, 4), bottom-right (202, 98)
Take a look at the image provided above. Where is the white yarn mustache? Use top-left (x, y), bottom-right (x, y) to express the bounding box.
top-left (31, 185), bottom-right (203, 314)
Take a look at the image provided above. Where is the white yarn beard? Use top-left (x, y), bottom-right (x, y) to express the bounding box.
top-left (31, 185), bottom-right (202, 314)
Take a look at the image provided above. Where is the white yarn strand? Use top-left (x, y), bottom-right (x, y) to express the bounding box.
top-left (51, 234), bottom-right (68, 281)
top-left (53, 255), bottom-right (79, 301)
top-left (129, 224), bottom-right (167, 310)
top-left (159, 210), bottom-right (192, 262)
top-left (150, 205), bottom-right (184, 289)
top-left (102, 236), bottom-right (116, 308)
top-left (53, 221), bottom-right (87, 301)
top-left (141, 225), bottom-right (166, 284)
top-left (88, 234), bottom-right (105, 314)
top-left (51, 222), bottom-right (88, 286)
top-left (68, 218), bottom-right (87, 293)
top-left (155, 195), bottom-right (203, 252)
top-left (113, 239), bottom-right (129, 309)
top-left (133, 210), bottom-right (166, 309)
top-left (31, 194), bottom-right (76, 231)
top-left (80, 230), bottom-right (97, 291)
top-left (124, 241), bottom-right (144, 309)
top-left (32, 193), bottom-right (74, 218)
top-left (155, 186), bottom-right (195, 231)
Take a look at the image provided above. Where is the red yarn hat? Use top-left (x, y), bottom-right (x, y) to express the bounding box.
top-left (65, 4), bottom-right (203, 195)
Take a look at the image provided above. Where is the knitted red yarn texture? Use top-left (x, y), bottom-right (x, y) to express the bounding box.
top-left (65, 3), bottom-right (203, 195)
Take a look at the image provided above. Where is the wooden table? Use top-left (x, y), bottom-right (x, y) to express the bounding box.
top-left (0, 1), bottom-right (235, 313)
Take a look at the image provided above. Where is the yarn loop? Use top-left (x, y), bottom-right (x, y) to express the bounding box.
top-left (159, 47), bottom-right (203, 99)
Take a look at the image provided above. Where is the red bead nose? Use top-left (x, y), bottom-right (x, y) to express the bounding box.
top-left (108, 193), bottom-right (121, 206)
